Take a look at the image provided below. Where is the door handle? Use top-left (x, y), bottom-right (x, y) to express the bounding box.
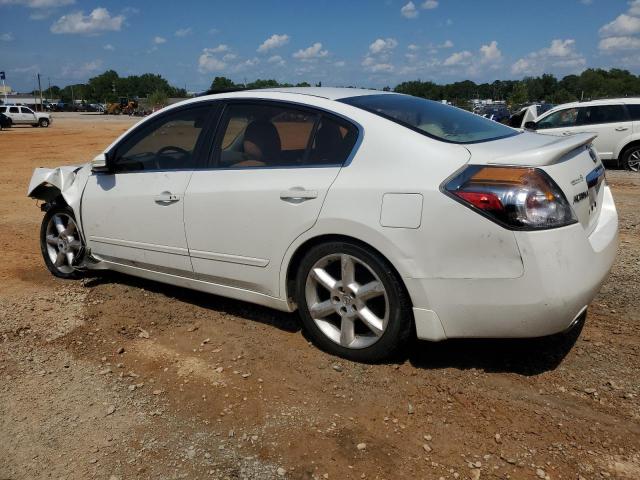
top-left (280, 189), bottom-right (318, 202)
top-left (615, 126), bottom-right (629, 131)
top-left (154, 192), bottom-right (181, 204)
top-left (562, 131), bottom-right (572, 136)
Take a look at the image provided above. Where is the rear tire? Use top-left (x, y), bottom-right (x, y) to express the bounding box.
top-left (295, 241), bottom-right (413, 362)
top-left (622, 145), bottom-right (640, 172)
top-left (40, 205), bottom-right (83, 279)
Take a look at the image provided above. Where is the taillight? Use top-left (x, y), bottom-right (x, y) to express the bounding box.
top-left (443, 165), bottom-right (577, 230)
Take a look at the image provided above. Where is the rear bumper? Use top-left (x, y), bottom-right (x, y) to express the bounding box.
top-left (409, 186), bottom-right (618, 340)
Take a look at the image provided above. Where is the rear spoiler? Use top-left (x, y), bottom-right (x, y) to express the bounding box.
top-left (490, 133), bottom-right (597, 167)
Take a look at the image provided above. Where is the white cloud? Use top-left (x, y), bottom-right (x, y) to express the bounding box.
top-left (267, 55), bottom-right (285, 66)
top-left (599, 35), bottom-right (640, 51)
top-left (441, 39), bottom-right (454, 48)
top-left (174, 27), bottom-right (192, 37)
top-left (222, 53), bottom-right (237, 61)
top-left (50, 7), bottom-right (124, 34)
top-left (334, 60), bottom-right (346, 67)
top-left (0, 32), bottom-right (14, 41)
top-left (103, 43), bottom-right (114, 50)
top-left (61, 59), bottom-right (102, 79)
top-left (208, 44), bottom-right (229, 53)
top-left (407, 43), bottom-right (419, 51)
top-left (198, 50), bottom-right (227, 73)
top-left (363, 38), bottom-right (398, 73)
top-left (422, 0), bottom-right (438, 9)
top-left (153, 36), bottom-right (166, 44)
top-left (630, 0), bottom-right (640, 15)
top-left (362, 56), bottom-right (394, 72)
top-left (293, 42), bottom-right (328, 60)
top-left (0, 0), bottom-right (74, 7)
top-left (443, 50), bottom-right (472, 66)
top-left (369, 37), bottom-right (398, 54)
top-left (599, 14), bottom-right (640, 37)
top-left (11, 64), bottom-right (39, 74)
top-left (479, 40), bottom-right (502, 64)
top-left (400, 1), bottom-right (418, 18)
top-left (511, 39), bottom-right (585, 75)
top-left (257, 33), bottom-right (289, 53)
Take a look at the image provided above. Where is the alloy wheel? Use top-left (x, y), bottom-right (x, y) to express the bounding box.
top-left (304, 253), bottom-right (389, 349)
top-left (44, 212), bottom-right (82, 274)
top-left (628, 149), bottom-right (640, 172)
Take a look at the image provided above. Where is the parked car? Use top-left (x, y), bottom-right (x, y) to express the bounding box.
top-left (0, 112), bottom-right (11, 130)
top-left (525, 98), bottom-right (640, 171)
top-left (479, 105), bottom-right (511, 124)
top-left (508, 103), bottom-right (556, 128)
top-left (0, 105), bottom-right (52, 127)
top-left (27, 88), bottom-right (618, 361)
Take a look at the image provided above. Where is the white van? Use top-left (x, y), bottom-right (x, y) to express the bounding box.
top-left (527, 98), bottom-right (640, 171)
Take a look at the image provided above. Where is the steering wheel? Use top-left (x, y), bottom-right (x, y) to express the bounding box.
top-left (155, 145), bottom-right (189, 169)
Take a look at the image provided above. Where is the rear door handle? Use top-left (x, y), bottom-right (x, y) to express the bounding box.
top-left (154, 192), bottom-right (181, 204)
top-left (280, 189), bottom-right (318, 202)
top-left (615, 126), bottom-right (629, 131)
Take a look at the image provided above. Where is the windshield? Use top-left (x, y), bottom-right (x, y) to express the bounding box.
top-left (340, 94), bottom-right (517, 144)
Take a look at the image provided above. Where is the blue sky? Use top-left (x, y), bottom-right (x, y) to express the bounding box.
top-left (1, 0), bottom-right (639, 92)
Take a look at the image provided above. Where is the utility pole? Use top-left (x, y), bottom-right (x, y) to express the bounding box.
top-left (48, 77), bottom-right (51, 103)
top-left (71, 84), bottom-right (75, 106)
top-left (37, 73), bottom-right (43, 111)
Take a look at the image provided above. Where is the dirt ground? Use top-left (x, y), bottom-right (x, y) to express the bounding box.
top-left (1, 113), bottom-right (639, 480)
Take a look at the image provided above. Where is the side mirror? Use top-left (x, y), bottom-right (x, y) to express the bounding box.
top-left (91, 153), bottom-right (110, 172)
top-left (524, 121), bottom-right (538, 130)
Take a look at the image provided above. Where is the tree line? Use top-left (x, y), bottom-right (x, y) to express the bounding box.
top-left (36, 68), bottom-right (640, 107)
top-left (38, 70), bottom-right (187, 104)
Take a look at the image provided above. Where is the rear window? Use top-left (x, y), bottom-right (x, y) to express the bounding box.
top-left (340, 94), bottom-right (517, 144)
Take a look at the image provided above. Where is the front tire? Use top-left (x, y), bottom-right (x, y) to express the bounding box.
top-left (40, 205), bottom-right (83, 279)
top-left (295, 242), bottom-right (413, 362)
top-left (622, 145), bottom-right (640, 172)
top-left (39, 118), bottom-right (50, 128)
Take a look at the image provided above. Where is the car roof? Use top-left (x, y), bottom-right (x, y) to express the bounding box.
top-left (200, 87), bottom-right (393, 101)
top-left (549, 97), bottom-right (640, 110)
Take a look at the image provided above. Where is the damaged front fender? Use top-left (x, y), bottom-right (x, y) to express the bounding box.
top-left (27, 163), bottom-right (92, 238)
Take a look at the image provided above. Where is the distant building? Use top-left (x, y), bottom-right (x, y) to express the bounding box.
top-left (0, 84), bottom-right (12, 95)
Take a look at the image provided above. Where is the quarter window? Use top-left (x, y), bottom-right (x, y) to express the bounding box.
top-left (577, 105), bottom-right (627, 125)
top-left (9, 106), bottom-right (19, 114)
top-left (215, 103), bottom-right (358, 168)
top-left (537, 108), bottom-right (579, 129)
top-left (113, 105), bottom-right (212, 172)
top-left (627, 104), bottom-right (640, 121)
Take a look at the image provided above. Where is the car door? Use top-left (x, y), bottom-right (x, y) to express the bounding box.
top-left (7, 106), bottom-right (20, 123)
top-left (82, 102), bottom-right (218, 274)
top-left (20, 107), bottom-right (37, 124)
top-left (183, 101), bottom-right (359, 297)
top-left (569, 104), bottom-right (631, 160)
top-left (535, 106), bottom-right (580, 137)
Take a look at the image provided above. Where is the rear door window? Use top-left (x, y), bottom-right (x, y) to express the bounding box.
top-left (577, 105), bottom-right (628, 125)
top-left (9, 107), bottom-right (19, 114)
top-left (214, 102), bottom-right (358, 168)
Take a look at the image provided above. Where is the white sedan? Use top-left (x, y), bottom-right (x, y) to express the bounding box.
top-left (28, 88), bottom-right (618, 361)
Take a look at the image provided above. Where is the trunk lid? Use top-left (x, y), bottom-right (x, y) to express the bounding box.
top-left (465, 131), bottom-right (606, 235)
